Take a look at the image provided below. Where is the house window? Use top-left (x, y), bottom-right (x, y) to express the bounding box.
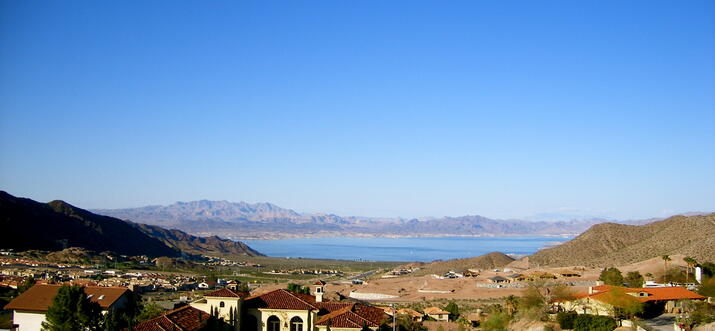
top-left (290, 316), bottom-right (303, 331)
top-left (268, 316), bottom-right (281, 331)
top-left (220, 301), bottom-right (225, 308)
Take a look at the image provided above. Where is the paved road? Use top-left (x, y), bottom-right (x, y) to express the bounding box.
top-left (350, 270), bottom-right (376, 280)
top-left (642, 313), bottom-right (676, 331)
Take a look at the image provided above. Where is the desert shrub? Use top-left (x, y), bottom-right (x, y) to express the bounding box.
top-left (517, 283), bottom-right (548, 322)
top-left (573, 314), bottom-right (617, 331)
top-left (481, 310), bottom-right (510, 331)
top-left (557, 311), bottom-right (578, 329)
top-left (698, 278), bottom-right (715, 297)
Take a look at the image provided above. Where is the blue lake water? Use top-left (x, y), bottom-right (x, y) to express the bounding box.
top-left (243, 236), bottom-right (572, 262)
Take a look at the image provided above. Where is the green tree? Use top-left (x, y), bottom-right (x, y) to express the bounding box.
top-left (661, 255), bottom-right (671, 282)
top-left (136, 301), bottom-right (165, 323)
top-left (556, 311), bottom-right (578, 330)
top-left (517, 283), bottom-right (548, 322)
top-left (17, 277), bottom-right (36, 293)
top-left (700, 262), bottom-right (715, 278)
top-left (42, 285), bottom-right (103, 331)
top-left (599, 267), bottom-right (624, 286)
top-left (684, 257), bottom-right (697, 282)
top-left (624, 271), bottom-right (644, 288)
top-left (573, 314), bottom-right (616, 331)
top-left (286, 283), bottom-right (309, 294)
top-left (481, 309), bottom-right (510, 331)
top-left (444, 301), bottom-right (460, 321)
top-left (395, 315), bottom-right (427, 331)
top-left (605, 287), bottom-right (643, 321)
top-left (698, 278), bottom-right (715, 297)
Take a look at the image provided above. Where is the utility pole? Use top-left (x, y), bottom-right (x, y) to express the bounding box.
top-left (390, 304), bottom-right (396, 331)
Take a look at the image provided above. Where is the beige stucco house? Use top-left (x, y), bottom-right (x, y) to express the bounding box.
top-left (191, 281), bottom-right (387, 331)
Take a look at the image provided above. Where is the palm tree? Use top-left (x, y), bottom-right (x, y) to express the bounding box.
top-left (684, 257), bottom-right (697, 283)
top-left (662, 255), bottom-right (671, 282)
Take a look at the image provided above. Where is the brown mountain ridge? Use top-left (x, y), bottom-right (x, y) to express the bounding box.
top-left (529, 213), bottom-right (715, 267)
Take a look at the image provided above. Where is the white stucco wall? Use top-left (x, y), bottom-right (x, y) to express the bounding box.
top-left (252, 308), bottom-right (316, 331)
top-left (13, 311), bottom-right (46, 331)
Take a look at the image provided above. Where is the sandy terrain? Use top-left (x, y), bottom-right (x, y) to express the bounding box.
top-left (249, 255), bottom-right (690, 303)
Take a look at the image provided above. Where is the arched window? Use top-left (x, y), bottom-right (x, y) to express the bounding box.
top-left (219, 301), bottom-right (225, 308)
top-left (290, 316), bottom-right (303, 331)
top-left (267, 315), bottom-right (281, 331)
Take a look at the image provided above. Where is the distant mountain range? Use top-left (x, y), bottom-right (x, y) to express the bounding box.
top-left (529, 213), bottom-right (715, 267)
top-left (93, 200), bottom-right (657, 240)
top-left (0, 192), bottom-right (262, 258)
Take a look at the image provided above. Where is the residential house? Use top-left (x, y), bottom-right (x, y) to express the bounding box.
top-left (463, 269), bottom-right (480, 277)
top-left (554, 285), bottom-right (707, 317)
top-left (191, 288), bottom-right (249, 321)
top-left (191, 281), bottom-right (387, 331)
top-left (4, 284), bottom-right (131, 331)
top-left (423, 307), bottom-right (449, 321)
top-left (487, 276), bottom-right (509, 284)
top-left (395, 308), bottom-right (423, 322)
top-left (506, 274), bottom-right (524, 282)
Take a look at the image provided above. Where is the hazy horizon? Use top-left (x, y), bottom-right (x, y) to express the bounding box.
top-left (1, 1), bottom-right (714, 220)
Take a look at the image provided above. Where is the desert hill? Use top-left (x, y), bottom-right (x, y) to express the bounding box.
top-left (0, 191), bottom-right (261, 258)
top-left (130, 222), bottom-right (262, 257)
top-left (529, 213), bottom-right (715, 267)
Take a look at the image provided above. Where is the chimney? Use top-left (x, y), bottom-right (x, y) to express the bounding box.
top-left (313, 280), bottom-right (326, 302)
top-left (695, 267), bottom-right (703, 284)
top-left (588, 286), bottom-right (594, 295)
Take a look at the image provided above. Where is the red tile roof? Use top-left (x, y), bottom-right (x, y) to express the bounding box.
top-left (243, 289), bottom-right (386, 328)
top-left (316, 304), bottom-right (386, 328)
top-left (244, 289), bottom-right (319, 310)
top-left (204, 288), bottom-right (249, 298)
top-left (4, 284), bottom-right (129, 312)
top-left (571, 285), bottom-right (706, 304)
top-left (131, 305), bottom-right (212, 331)
top-left (314, 280), bottom-right (326, 285)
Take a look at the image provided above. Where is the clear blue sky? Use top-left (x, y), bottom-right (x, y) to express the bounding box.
top-left (1, 0), bottom-right (713, 220)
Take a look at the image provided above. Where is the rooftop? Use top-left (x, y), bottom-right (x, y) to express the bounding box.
top-left (4, 284), bottom-right (129, 312)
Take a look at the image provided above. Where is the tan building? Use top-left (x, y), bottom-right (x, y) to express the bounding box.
top-left (190, 287), bottom-right (249, 321)
top-left (423, 307), bottom-right (450, 321)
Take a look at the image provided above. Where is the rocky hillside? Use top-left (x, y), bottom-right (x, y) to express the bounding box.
top-left (0, 191), bottom-right (261, 258)
top-left (414, 252), bottom-right (515, 276)
top-left (94, 200), bottom-right (603, 239)
top-left (130, 223), bottom-right (263, 257)
top-left (529, 213), bottom-right (715, 267)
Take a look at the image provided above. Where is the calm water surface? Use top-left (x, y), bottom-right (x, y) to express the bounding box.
top-left (243, 236), bottom-right (571, 262)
